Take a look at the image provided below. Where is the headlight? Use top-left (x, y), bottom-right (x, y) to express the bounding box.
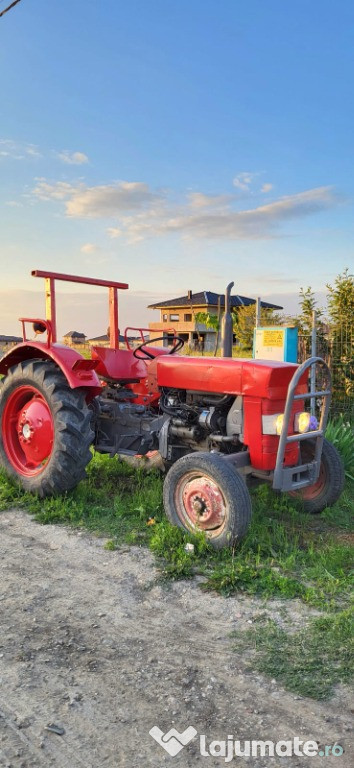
top-left (275, 414), bottom-right (284, 435)
top-left (262, 411), bottom-right (318, 435)
top-left (294, 412), bottom-right (318, 433)
top-left (262, 413), bottom-right (284, 435)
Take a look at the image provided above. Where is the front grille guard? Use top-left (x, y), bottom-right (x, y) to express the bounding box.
top-left (273, 357), bottom-right (332, 492)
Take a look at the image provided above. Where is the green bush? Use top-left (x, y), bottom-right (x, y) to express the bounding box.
top-left (326, 416), bottom-right (354, 479)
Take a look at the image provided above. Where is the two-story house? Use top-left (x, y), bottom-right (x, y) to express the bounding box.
top-left (148, 290), bottom-right (282, 351)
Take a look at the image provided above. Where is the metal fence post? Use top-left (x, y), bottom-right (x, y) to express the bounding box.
top-left (310, 310), bottom-right (317, 415)
top-left (256, 297), bottom-right (261, 328)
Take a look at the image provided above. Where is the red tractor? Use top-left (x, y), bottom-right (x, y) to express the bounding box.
top-left (0, 270), bottom-right (344, 548)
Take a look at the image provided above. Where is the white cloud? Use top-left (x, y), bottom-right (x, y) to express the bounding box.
top-left (118, 186), bottom-right (337, 241)
top-left (80, 243), bottom-right (99, 254)
top-left (32, 179), bottom-right (160, 218)
top-left (26, 144), bottom-right (42, 158)
top-left (107, 227), bottom-right (123, 238)
top-left (33, 180), bottom-right (77, 201)
top-left (67, 182), bottom-right (157, 217)
top-left (261, 182), bottom-right (273, 193)
top-left (31, 176), bottom-right (337, 242)
top-left (188, 192), bottom-right (231, 209)
top-left (233, 172), bottom-right (256, 191)
top-left (0, 139), bottom-right (41, 160)
top-left (58, 150), bottom-right (89, 165)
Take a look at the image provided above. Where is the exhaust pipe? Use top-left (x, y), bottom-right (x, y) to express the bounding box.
top-left (221, 281), bottom-right (234, 357)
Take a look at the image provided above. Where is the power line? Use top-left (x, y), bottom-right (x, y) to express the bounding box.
top-left (0, 0), bottom-right (23, 19)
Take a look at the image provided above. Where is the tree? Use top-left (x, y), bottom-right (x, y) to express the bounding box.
top-left (196, 306), bottom-right (283, 354)
top-left (194, 312), bottom-right (220, 332)
top-left (298, 287), bottom-right (322, 335)
top-left (326, 268), bottom-right (354, 331)
top-left (297, 287), bottom-right (325, 360)
top-left (326, 269), bottom-right (354, 400)
top-left (233, 305), bottom-right (283, 351)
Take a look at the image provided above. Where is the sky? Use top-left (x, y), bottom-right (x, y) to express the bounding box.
top-left (0, 0), bottom-right (353, 338)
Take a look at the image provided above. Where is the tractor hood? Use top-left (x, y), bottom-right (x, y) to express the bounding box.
top-left (153, 355), bottom-right (307, 400)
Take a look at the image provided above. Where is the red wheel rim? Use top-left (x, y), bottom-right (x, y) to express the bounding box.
top-left (292, 462), bottom-right (326, 500)
top-left (2, 385), bottom-right (54, 476)
top-left (174, 470), bottom-right (227, 538)
top-left (289, 444), bottom-right (327, 500)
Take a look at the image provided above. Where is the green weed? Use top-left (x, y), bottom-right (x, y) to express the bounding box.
top-left (233, 607), bottom-right (354, 699)
top-left (326, 416), bottom-right (354, 479)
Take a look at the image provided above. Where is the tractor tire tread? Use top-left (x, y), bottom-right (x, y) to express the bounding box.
top-left (292, 438), bottom-right (345, 514)
top-left (0, 359), bottom-right (94, 497)
top-left (163, 451), bottom-right (252, 549)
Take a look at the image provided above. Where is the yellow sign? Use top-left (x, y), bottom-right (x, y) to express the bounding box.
top-left (263, 329), bottom-right (284, 347)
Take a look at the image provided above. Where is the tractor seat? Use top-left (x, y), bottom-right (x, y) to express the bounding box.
top-left (91, 346), bottom-right (148, 382)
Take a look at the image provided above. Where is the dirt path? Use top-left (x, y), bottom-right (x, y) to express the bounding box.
top-left (0, 511), bottom-right (351, 768)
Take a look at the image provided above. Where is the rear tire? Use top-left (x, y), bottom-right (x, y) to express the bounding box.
top-left (163, 452), bottom-right (252, 549)
top-left (0, 360), bottom-right (94, 496)
top-left (289, 438), bottom-right (345, 514)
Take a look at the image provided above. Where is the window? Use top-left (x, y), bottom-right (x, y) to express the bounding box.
top-left (184, 313), bottom-right (192, 322)
top-left (162, 313), bottom-right (168, 322)
top-left (169, 313), bottom-right (179, 322)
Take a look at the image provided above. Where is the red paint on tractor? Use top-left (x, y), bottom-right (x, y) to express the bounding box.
top-left (0, 343), bottom-right (102, 394)
top-left (154, 356), bottom-right (303, 399)
top-left (242, 397), bottom-right (303, 470)
top-left (91, 346), bottom-right (148, 381)
top-left (155, 356), bottom-right (309, 471)
top-left (2, 385), bottom-right (54, 475)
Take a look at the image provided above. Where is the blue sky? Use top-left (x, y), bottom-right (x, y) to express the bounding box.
top-left (1, 0), bottom-right (353, 337)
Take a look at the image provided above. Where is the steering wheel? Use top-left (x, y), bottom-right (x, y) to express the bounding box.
top-left (133, 336), bottom-right (185, 360)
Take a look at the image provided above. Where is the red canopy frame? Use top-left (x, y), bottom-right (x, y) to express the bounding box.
top-left (31, 270), bottom-right (129, 348)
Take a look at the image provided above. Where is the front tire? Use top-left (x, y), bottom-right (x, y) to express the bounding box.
top-left (163, 452), bottom-right (252, 549)
top-left (289, 438), bottom-right (345, 514)
top-left (0, 360), bottom-right (94, 496)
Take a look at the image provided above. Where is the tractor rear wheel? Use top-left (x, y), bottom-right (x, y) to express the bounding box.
top-left (289, 438), bottom-right (344, 514)
top-left (163, 452), bottom-right (252, 549)
top-left (0, 360), bottom-right (94, 496)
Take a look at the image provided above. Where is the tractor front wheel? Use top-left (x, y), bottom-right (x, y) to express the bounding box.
top-left (163, 452), bottom-right (252, 549)
top-left (0, 360), bottom-right (94, 496)
top-left (289, 438), bottom-right (345, 514)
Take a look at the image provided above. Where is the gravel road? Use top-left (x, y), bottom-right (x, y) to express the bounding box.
top-left (0, 511), bottom-right (351, 768)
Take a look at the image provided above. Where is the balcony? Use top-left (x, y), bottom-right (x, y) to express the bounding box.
top-left (148, 320), bottom-right (215, 334)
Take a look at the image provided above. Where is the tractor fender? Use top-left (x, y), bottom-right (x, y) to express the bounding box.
top-left (0, 341), bottom-right (102, 394)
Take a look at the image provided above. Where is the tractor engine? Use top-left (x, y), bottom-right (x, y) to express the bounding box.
top-left (93, 383), bottom-right (242, 464)
top-left (93, 384), bottom-right (165, 456)
top-left (157, 388), bottom-right (242, 463)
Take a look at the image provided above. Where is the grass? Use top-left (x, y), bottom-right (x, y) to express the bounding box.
top-left (0, 422), bottom-right (353, 700)
top-left (325, 416), bottom-right (354, 480)
top-left (233, 608), bottom-right (354, 700)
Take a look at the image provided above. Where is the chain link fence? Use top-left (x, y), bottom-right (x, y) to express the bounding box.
top-left (298, 323), bottom-right (353, 420)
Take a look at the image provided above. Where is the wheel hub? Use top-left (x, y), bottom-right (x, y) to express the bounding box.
top-left (21, 422), bottom-right (31, 439)
top-left (17, 397), bottom-right (54, 463)
top-left (3, 386), bottom-right (54, 475)
top-left (182, 477), bottom-right (225, 530)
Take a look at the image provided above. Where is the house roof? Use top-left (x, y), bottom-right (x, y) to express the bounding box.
top-left (88, 333), bottom-right (137, 343)
top-left (63, 331), bottom-right (86, 338)
top-left (148, 291), bottom-right (282, 311)
top-left (0, 335), bottom-right (22, 343)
